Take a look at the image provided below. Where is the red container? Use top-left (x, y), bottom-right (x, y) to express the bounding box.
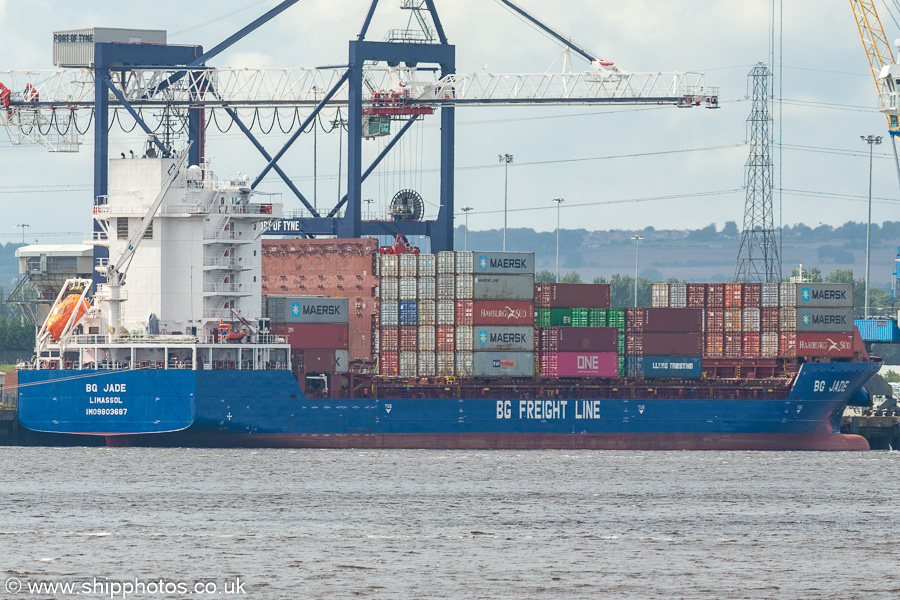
top-left (643, 308), bottom-right (702, 333)
top-left (270, 323), bottom-right (348, 349)
top-left (533, 283), bottom-right (546, 307)
top-left (625, 332), bottom-right (643, 355)
top-left (779, 332), bottom-right (796, 355)
top-left (723, 333), bottom-right (742, 358)
top-left (643, 332), bottom-right (702, 355)
top-left (556, 352), bottom-right (619, 377)
top-left (472, 300), bottom-right (534, 325)
top-left (303, 349), bottom-right (336, 372)
top-left (626, 308), bottom-right (645, 332)
top-left (725, 283), bottom-right (742, 308)
top-left (742, 332), bottom-right (760, 357)
top-left (687, 284), bottom-right (706, 308)
top-left (380, 326), bottom-right (398, 352)
top-left (761, 307), bottom-right (779, 332)
top-left (795, 332), bottom-right (854, 357)
top-left (705, 308), bottom-right (724, 332)
top-left (541, 283), bottom-right (610, 308)
top-left (706, 283), bottom-right (724, 308)
top-left (455, 300), bottom-right (473, 325)
top-left (379, 351), bottom-right (399, 376)
top-left (541, 326), bottom-right (619, 352)
top-left (436, 325), bottom-right (455, 351)
top-left (704, 332), bottom-right (723, 357)
top-left (743, 283), bottom-right (761, 308)
top-left (399, 325), bottom-right (417, 352)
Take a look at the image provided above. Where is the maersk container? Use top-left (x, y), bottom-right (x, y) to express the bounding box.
top-left (795, 308), bottom-right (854, 332)
top-left (651, 283), bottom-right (669, 308)
top-left (472, 351), bottom-right (533, 378)
top-left (474, 251), bottom-right (535, 275)
top-left (398, 300), bottom-right (418, 325)
top-left (473, 301), bottom-right (534, 325)
top-left (761, 283), bottom-right (779, 308)
top-left (418, 326), bottom-right (436, 352)
top-left (556, 352), bottom-right (618, 377)
top-left (266, 296), bottom-right (349, 324)
top-left (380, 254), bottom-right (399, 277)
top-left (456, 275), bottom-right (474, 299)
top-left (669, 283), bottom-right (687, 308)
top-left (380, 301), bottom-right (399, 326)
top-left (437, 351), bottom-right (455, 376)
top-left (399, 277), bottom-right (417, 300)
top-left (380, 277), bottom-right (399, 301)
top-left (456, 351), bottom-right (474, 377)
top-left (437, 251), bottom-right (456, 274)
top-left (399, 254), bottom-right (418, 278)
top-left (795, 283), bottom-right (854, 308)
top-left (399, 352), bottom-right (417, 377)
top-left (542, 283), bottom-right (610, 308)
top-left (437, 274), bottom-right (456, 299)
top-left (855, 318), bottom-right (900, 342)
top-left (642, 355), bottom-right (702, 379)
top-left (418, 254), bottom-right (436, 277)
top-left (643, 308), bottom-right (702, 332)
top-left (417, 352), bottom-right (436, 377)
top-left (643, 332), bottom-right (703, 355)
top-left (456, 325), bottom-right (474, 351)
top-left (473, 326), bottom-right (533, 351)
top-left (455, 251), bottom-right (474, 274)
top-left (417, 277), bottom-right (435, 300)
top-left (437, 300), bottom-right (455, 325)
top-left (473, 274), bottom-right (534, 301)
top-left (418, 300), bottom-right (436, 326)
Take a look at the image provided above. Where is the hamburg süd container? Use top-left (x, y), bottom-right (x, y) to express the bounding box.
top-left (472, 300), bottom-right (535, 325)
top-left (473, 274), bottom-right (535, 301)
top-left (795, 332), bottom-right (854, 357)
top-left (642, 355), bottom-right (702, 379)
top-left (472, 351), bottom-right (534, 378)
top-left (473, 326), bottom-right (534, 351)
top-left (473, 251), bottom-right (535, 275)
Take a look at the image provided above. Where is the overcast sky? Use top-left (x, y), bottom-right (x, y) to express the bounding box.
top-left (1, 0), bottom-right (898, 245)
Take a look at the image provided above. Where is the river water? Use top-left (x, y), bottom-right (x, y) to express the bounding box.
top-left (1, 448), bottom-right (899, 599)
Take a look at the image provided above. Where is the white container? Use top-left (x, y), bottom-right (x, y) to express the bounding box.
top-left (455, 351), bottom-right (474, 377)
top-left (418, 300), bottom-right (436, 326)
top-left (437, 351), bottom-right (456, 376)
top-left (399, 277), bottom-right (418, 300)
top-left (456, 325), bottom-right (474, 351)
top-left (417, 352), bottom-right (436, 377)
top-left (437, 300), bottom-right (455, 325)
top-left (669, 283), bottom-right (687, 308)
top-left (455, 251), bottom-right (474, 274)
top-left (437, 274), bottom-right (456, 299)
top-left (455, 275), bottom-right (474, 299)
top-left (761, 283), bottom-right (779, 308)
top-left (380, 301), bottom-right (399, 326)
top-left (380, 277), bottom-right (398, 301)
top-left (399, 352), bottom-right (417, 377)
top-left (742, 307), bottom-right (760, 333)
top-left (380, 254), bottom-right (399, 277)
top-left (417, 277), bottom-right (436, 300)
top-left (399, 254), bottom-right (418, 278)
top-left (437, 251), bottom-right (456, 274)
top-left (418, 326), bottom-right (436, 352)
top-left (651, 283), bottom-right (669, 308)
top-left (417, 254), bottom-right (436, 277)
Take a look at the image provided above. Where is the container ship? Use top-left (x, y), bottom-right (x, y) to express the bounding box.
top-left (15, 152), bottom-right (880, 450)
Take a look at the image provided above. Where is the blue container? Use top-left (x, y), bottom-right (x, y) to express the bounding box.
top-left (643, 355), bottom-right (703, 379)
top-left (625, 355), bottom-right (643, 378)
top-left (399, 300), bottom-right (418, 325)
top-left (854, 318), bottom-right (900, 342)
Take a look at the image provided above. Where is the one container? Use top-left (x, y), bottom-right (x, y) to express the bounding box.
top-left (669, 283), bottom-right (687, 308)
top-left (456, 351), bottom-right (474, 377)
top-left (643, 332), bottom-right (703, 355)
top-left (472, 300), bottom-right (535, 325)
top-left (794, 308), bottom-right (854, 332)
top-left (473, 274), bottom-right (535, 301)
top-left (456, 275), bottom-right (474, 299)
top-left (437, 300), bottom-right (455, 325)
top-left (541, 283), bottom-right (610, 308)
top-left (418, 326), bottom-right (436, 352)
top-left (417, 277), bottom-right (436, 300)
top-left (399, 254), bottom-right (418, 278)
top-left (380, 277), bottom-right (399, 301)
top-left (473, 251), bottom-right (535, 275)
top-left (473, 326), bottom-right (534, 351)
top-left (267, 296), bottom-right (349, 324)
top-left (651, 283), bottom-right (669, 308)
top-left (417, 253), bottom-right (436, 277)
top-left (417, 352), bottom-right (436, 377)
top-left (472, 352), bottom-right (534, 378)
top-left (643, 308), bottom-right (702, 332)
top-left (455, 251), bottom-right (474, 274)
top-left (437, 351), bottom-right (455, 376)
top-left (556, 352), bottom-right (618, 378)
top-left (399, 277), bottom-right (417, 300)
top-left (795, 283), bottom-right (854, 307)
top-left (795, 332), bottom-right (854, 357)
top-left (642, 355), bottom-right (702, 379)
top-left (399, 352), bottom-right (417, 377)
top-left (398, 300), bottom-right (418, 325)
top-left (418, 300), bottom-right (436, 326)
top-left (455, 300), bottom-right (473, 325)
top-left (456, 325), bottom-right (474, 351)
top-left (270, 323), bottom-right (349, 349)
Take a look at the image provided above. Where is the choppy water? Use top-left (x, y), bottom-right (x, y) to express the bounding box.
top-left (1, 448), bottom-right (900, 599)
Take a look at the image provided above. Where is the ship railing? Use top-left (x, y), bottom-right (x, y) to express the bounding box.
top-left (203, 282), bottom-right (245, 293)
top-left (202, 256), bottom-right (242, 269)
top-left (84, 231), bottom-right (109, 244)
top-left (204, 309), bottom-right (235, 319)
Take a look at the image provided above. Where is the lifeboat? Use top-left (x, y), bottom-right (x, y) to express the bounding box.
top-left (225, 329), bottom-right (249, 342)
top-left (47, 294), bottom-right (90, 341)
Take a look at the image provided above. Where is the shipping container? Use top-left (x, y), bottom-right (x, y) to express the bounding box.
top-left (795, 332), bottom-right (854, 357)
top-left (437, 300), bottom-right (455, 325)
top-left (418, 300), bottom-right (436, 326)
top-left (472, 351), bottom-right (534, 378)
top-left (724, 333), bottom-right (742, 358)
top-left (705, 308), bottom-right (724, 332)
top-left (399, 254), bottom-right (418, 278)
top-left (418, 326), bottom-right (436, 352)
top-left (437, 351), bottom-right (456, 376)
top-left (625, 332), bottom-right (643, 355)
top-left (588, 308), bottom-right (607, 327)
top-left (266, 296), bottom-right (349, 324)
top-left (533, 283), bottom-right (546, 308)
top-left (436, 325), bottom-right (455, 351)
top-left (473, 300), bottom-right (535, 325)
top-left (303, 348), bottom-right (336, 373)
top-left (779, 307), bottom-right (797, 331)
top-left (743, 283), bottom-right (761, 308)
top-left (379, 351), bottom-right (399, 376)
top-left (761, 332), bottom-right (779, 357)
top-left (555, 352), bottom-right (618, 378)
top-left (399, 325), bottom-right (417, 352)
top-left (417, 352), bottom-right (436, 377)
top-left (455, 251), bottom-right (474, 274)
top-left (724, 308), bottom-right (742, 332)
top-left (473, 326), bottom-right (534, 351)
top-left (794, 308), bottom-right (854, 332)
top-left (270, 323), bottom-right (348, 349)
top-left (725, 283), bottom-right (742, 308)
top-left (335, 350), bottom-right (349, 373)
top-left (570, 307), bottom-right (590, 327)
top-left (473, 251), bottom-right (535, 275)
top-left (643, 332), bottom-right (703, 355)
top-left (779, 283), bottom-right (797, 307)
top-left (643, 308), bottom-right (703, 332)
top-left (669, 283), bottom-right (687, 308)
top-left (687, 283), bottom-right (706, 308)
top-left (456, 275), bottom-right (474, 299)
top-left (455, 300), bottom-right (473, 325)
top-left (399, 300), bottom-right (418, 325)
top-left (794, 283), bottom-right (854, 308)
top-left (437, 274), bottom-right (456, 299)
top-left (761, 307), bottom-right (779, 332)
top-left (534, 308), bottom-right (550, 327)
top-left (380, 277), bottom-right (399, 301)
top-left (706, 283), bottom-right (724, 308)
top-left (473, 274), bottom-right (535, 300)
top-left (541, 282), bottom-right (611, 308)
top-left (399, 352), bottom-right (417, 377)
top-left (540, 326), bottom-right (619, 353)
top-left (704, 332), bottom-right (723, 357)
top-left (456, 351), bottom-right (474, 377)
top-left (742, 307), bottom-right (760, 332)
top-left (761, 283), bottom-right (779, 308)
top-left (437, 251), bottom-right (456, 274)
top-left (742, 332), bottom-right (760, 357)
top-left (54, 27), bottom-right (168, 68)
top-left (625, 355), bottom-right (643, 378)
top-left (779, 331), bottom-right (796, 355)
top-left (417, 253), bottom-right (436, 277)
top-left (626, 308), bottom-right (645, 332)
top-left (399, 277), bottom-right (417, 300)
top-left (380, 254), bottom-right (399, 277)
top-left (651, 283), bottom-right (669, 308)
top-left (380, 326), bottom-right (398, 352)
top-left (417, 277), bottom-right (435, 300)
top-left (855, 318), bottom-right (900, 342)
top-left (607, 308), bottom-right (626, 330)
top-left (642, 355), bottom-right (702, 379)
top-left (456, 325), bottom-right (474, 351)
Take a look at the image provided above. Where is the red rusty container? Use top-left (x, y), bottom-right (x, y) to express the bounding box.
top-left (724, 333), bottom-right (742, 358)
top-left (380, 326), bottom-right (398, 352)
top-left (742, 332), bottom-right (760, 357)
top-left (704, 332), bottom-right (723, 357)
top-left (780, 332), bottom-right (797, 355)
top-left (379, 351), bottom-right (399, 376)
top-left (540, 283), bottom-right (610, 308)
top-left (472, 300), bottom-right (534, 325)
top-left (270, 323), bottom-right (348, 349)
top-left (743, 283), bottom-right (761, 308)
top-left (724, 283), bottom-right (742, 308)
top-left (533, 283), bottom-right (546, 307)
top-left (540, 327), bottom-right (619, 353)
top-left (706, 283), bottom-right (724, 308)
top-left (705, 308), bottom-right (724, 332)
top-left (436, 325), bottom-right (455, 351)
top-left (687, 283), bottom-right (706, 308)
top-left (643, 332), bottom-right (703, 355)
top-left (625, 332), bottom-right (643, 355)
top-left (761, 307), bottom-right (779, 332)
top-left (399, 325), bottom-right (417, 352)
top-left (626, 308), bottom-right (645, 332)
top-left (643, 308), bottom-right (702, 333)
top-left (455, 300), bottom-right (474, 325)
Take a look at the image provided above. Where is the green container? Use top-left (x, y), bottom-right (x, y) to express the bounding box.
top-left (617, 333), bottom-right (625, 353)
top-left (588, 308), bottom-right (607, 327)
top-left (608, 308), bottom-right (626, 330)
top-left (550, 308), bottom-right (573, 326)
top-left (534, 308), bottom-right (550, 327)
top-left (571, 307), bottom-right (589, 327)
top-left (617, 354), bottom-right (626, 376)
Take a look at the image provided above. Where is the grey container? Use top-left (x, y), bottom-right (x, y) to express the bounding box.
top-left (53, 28), bottom-right (167, 67)
top-left (267, 296), bottom-right (349, 324)
top-left (381, 301), bottom-right (399, 326)
top-left (456, 275), bottom-right (474, 299)
top-left (437, 251), bottom-right (456, 274)
top-left (399, 254), bottom-right (418, 277)
top-left (473, 326), bottom-right (534, 351)
top-left (473, 352), bottom-right (535, 378)
top-left (473, 251), bottom-right (535, 275)
top-left (399, 277), bottom-right (417, 300)
top-left (379, 277), bottom-right (399, 300)
top-left (437, 274), bottom-right (456, 299)
top-left (795, 308), bottom-right (854, 332)
top-left (473, 274), bottom-right (535, 300)
top-left (795, 283), bottom-right (854, 308)
top-left (455, 251), bottom-right (474, 274)
top-left (380, 254), bottom-right (399, 277)
top-left (418, 254), bottom-right (436, 277)
top-left (417, 277), bottom-right (435, 300)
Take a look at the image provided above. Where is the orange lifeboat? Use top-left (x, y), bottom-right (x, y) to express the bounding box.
top-left (47, 294), bottom-right (90, 341)
top-left (225, 329), bottom-right (248, 342)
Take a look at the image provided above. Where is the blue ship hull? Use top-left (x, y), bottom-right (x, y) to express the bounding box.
top-left (17, 361), bottom-right (879, 450)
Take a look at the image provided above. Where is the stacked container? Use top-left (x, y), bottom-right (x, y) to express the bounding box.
top-left (267, 296), bottom-right (350, 374)
top-left (624, 307), bottom-right (703, 378)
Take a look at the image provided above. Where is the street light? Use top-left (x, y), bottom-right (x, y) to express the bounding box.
top-left (461, 206), bottom-right (474, 250)
top-left (552, 198), bottom-right (564, 282)
top-left (16, 223), bottom-right (29, 245)
top-left (861, 134), bottom-right (882, 318)
top-left (499, 153), bottom-right (513, 250)
top-left (631, 234), bottom-right (644, 307)
top-left (363, 197), bottom-right (375, 220)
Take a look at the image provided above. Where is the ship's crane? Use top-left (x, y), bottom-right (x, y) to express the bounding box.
top-left (850, 0), bottom-right (900, 185)
top-left (0, 0), bottom-right (719, 255)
